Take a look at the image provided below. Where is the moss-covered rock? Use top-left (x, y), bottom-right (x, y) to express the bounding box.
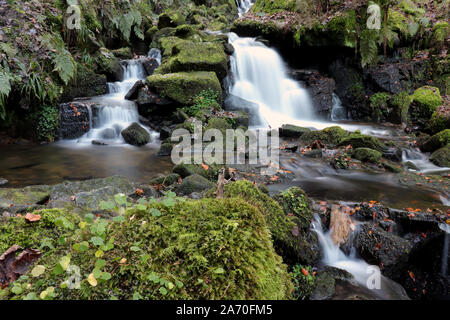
top-left (431, 21), bottom-right (450, 50)
top-left (273, 187), bottom-right (313, 230)
top-left (173, 163), bottom-right (223, 181)
top-left (0, 185), bottom-right (50, 213)
top-left (411, 86), bottom-right (443, 117)
top-left (146, 72), bottom-right (222, 105)
top-left (0, 198), bottom-right (293, 300)
top-left (95, 48), bottom-right (123, 81)
top-left (300, 126), bottom-right (349, 146)
top-left (121, 122), bottom-right (151, 147)
top-left (338, 131), bottom-right (385, 151)
top-left (156, 39), bottom-right (228, 79)
top-left (428, 111), bottom-right (450, 135)
top-left (149, 174), bottom-right (180, 187)
top-left (352, 148), bottom-right (382, 163)
top-left (111, 47), bottom-right (133, 60)
top-left (430, 145), bottom-right (450, 167)
top-left (421, 129), bottom-right (450, 152)
top-left (61, 64), bottom-right (107, 102)
top-left (389, 91), bottom-right (412, 124)
top-left (157, 11), bottom-right (186, 29)
top-left (252, 0), bottom-right (297, 14)
top-left (222, 181), bottom-right (318, 265)
top-left (279, 125), bottom-right (311, 138)
top-left (175, 174), bottom-right (215, 195)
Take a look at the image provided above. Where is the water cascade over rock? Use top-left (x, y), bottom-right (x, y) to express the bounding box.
top-left (228, 32), bottom-right (315, 128)
top-left (236, 0), bottom-right (254, 16)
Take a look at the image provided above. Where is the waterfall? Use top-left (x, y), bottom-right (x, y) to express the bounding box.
top-left (78, 60), bottom-right (149, 144)
top-left (236, 0), bottom-right (254, 16)
top-left (402, 149), bottom-right (450, 174)
top-left (331, 93), bottom-right (348, 121)
top-left (439, 223), bottom-right (450, 277)
top-left (228, 32), bottom-right (315, 128)
top-left (148, 48), bottom-right (162, 66)
top-left (311, 214), bottom-right (410, 299)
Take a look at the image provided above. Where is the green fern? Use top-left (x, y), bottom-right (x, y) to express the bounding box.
top-left (360, 29), bottom-right (379, 68)
top-left (0, 68), bottom-right (13, 120)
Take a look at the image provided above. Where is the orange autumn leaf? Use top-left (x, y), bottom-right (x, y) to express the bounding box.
top-left (301, 268), bottom-right (309, 276)
top-left (201, 163), bottom-right (209, 171)
top-left (408, 271), bottom-right (415, 282)
top-left (25, 213), bottom-right (41, 222)
top-left (136, 188), bottom-right (144, 196)
top-left (375, 242), bottom-right (382, 251)
top-left (270, 175), bottom-right (279, 181)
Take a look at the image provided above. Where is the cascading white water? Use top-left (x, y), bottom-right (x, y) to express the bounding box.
top-left (228, 32), bottom-right (315, 128)
top-left (402, 149), bottom-right (450, 174)
top-left (330, 93), bottom-right (348, 121)
top-left (78, 60), bottom-right (149, 144)
top-left (236, 0), bottom-right (254, 16)
top-left (311, 215), bottom-right (410, 300)
top-left (148, 48), bottom-right (162, 66)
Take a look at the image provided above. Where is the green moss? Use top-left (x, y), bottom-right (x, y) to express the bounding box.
top-left (388, 9), bottom-right (410, 37)
top-left (390, 91), bottom-right (412, 124)
top-left (338, 131), bottom-right (386, 151)
top-left (422, 129), bottom-right (450, 152)
top-left (300, 126), bottom-right (349, 146)
top-left (352, 148), bottom-right (382, 163)
top-left (412, 86), bottom-right (443, 117)
top-left (252, 0), bottom-right (297, 13)
top-left (146, 71), bottom-right (222, 105)
top-left (173, 163), bottom-right (223, 181)
top-left (0, 209), bottom-right (80, 253)
top-left (292, 265), bottom-right (316, 300)
top-left (2, 198), bottom-right (293, 300)
top-left (149, 174), bottom-right (180, 187)
top-left (111, 47), bottom-right (133, 60)
top-left (157, 11), bottom-right (186, 29)
top-left (429, 112), bottom-right (450, 135)
top-left (273, 187), bottom-right (313, 230)
top-left (430, 144), bottom-right (450, 168)
top-left (156, 39), bottom-right (228, 79)
top-left (175, 174), bottom-right (215, 195)
top-left (369, 93), bottom-right (390, 122)
top-left (0, 186), bottom-right (50, 211)
top-left (432, 22), bottom-right (450, 50)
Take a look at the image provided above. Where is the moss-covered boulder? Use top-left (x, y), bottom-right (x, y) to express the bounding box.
top-left (0, 185), bottom-right (50, 213)
top-left (352, 148), bottom-right (382, 163)
top-left (111, 47), bottom-right (133, 60)
top-left (273, 187), bottom-right (313, 230)
top-left (95, 48), bottom-right (123, 81)
top-left (121, 123), bottom-right (151, 147)
top-left (338, 131), bottom-right (385, 151)
top-left (421, 129), bottom-right (450, 152)
top-left (156, 39), bottom-right (228, 79)
top-left (411, 86), bottom-right (443, 118)
top-left (222, 181), bottom-right (319, 265)
top-left (300, 126), bottom-right (349, 146)
top-left (175, 174), bottom-right (215, 195)
top-left (61, 64), bottom-right (107, 102)
top-left (149, 174), bottom-right (180, 187)
top-left (173, 163), bottom-right (223, 181)
top-left (279, 125), bottom-right (311, 138)
top-left (146, 72), bottom-right (222, 105)
top-left (429, 110), bottom-right (450, 135)
top-left (0, 198), bottom-right (293, 300)
top-left (430, 145), bottom-right (450, 167)
top-left (157, 11), bottom-right (186, 29)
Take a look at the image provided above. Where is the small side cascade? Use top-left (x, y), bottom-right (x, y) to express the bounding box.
top-left (148, 48), bottom-right (162, 66)
top-left (402, 149), bottom-right (450, 174)
top-left (236, 0), bottom-right (254, 16)
top-left (331, 93), bottom-right (348, 121)
top-left (312, 212), bottom-right (410, 300)
top-left (439, 223), bottom-right (450, 277)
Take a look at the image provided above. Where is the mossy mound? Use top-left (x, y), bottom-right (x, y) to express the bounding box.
top-left (428, 111), bottom-right (450, 135)
top-left (121, 123), bottom-right (151, 147)
top-left (156, 40), bottom-right (228, 79)
top-left (300, 126), bottom-right (349, 146)
top-left (252, 0), bottom-right (297, 14)
top-left (338, 131), bottom-right (385, 152)
top-left (279, 125), bottom-right (311, 138)
top-left (158, 11), bottom-right (186, 29)
top-left (352, 148), bottom-right (382, 163)
top-left (173, 163), bottom-right (223, 181)
top-left (175, 174), bottom-right (215, 195)
top-left (411, 86), bottom-right (443, 118)
top-left (421, 129), bottom-right (450, 152)
top-left (221, 181), bottom-right (318, 265)
top-left (430, 145), bottom-right (450, 168)
top-left (146, 72), bottom-right (222, 105)
top-left (273, 187), bottom-right (313, 230)
top-left (1, 198), bottom-right (293, 300)
top-left (0, 186), bottom-right (50, 212)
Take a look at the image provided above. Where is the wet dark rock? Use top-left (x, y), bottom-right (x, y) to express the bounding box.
top-left (142, 58), bottom-right (159, 76)
top-left (136, 86), bottom-right (176, 116)
top-left (157, 143), bottom-right (173, 157)
top-left (304, 149), bottom-right (322, 158)
top-left (364, 64), bottom-right (403, 94)
top-left (121, 122), bottom-right (151, 146)
top-left (48, 176), bottom-right (136, 210)
top-left (382, 147), bottom-right (403, 162)
top-left (61, 66), bottom-right (107, 102)
top-left (223, 43), bottom-right (235, 55)
top-left (297, 70), bottom-right (336, 119)
top-left (356, 223), bottom-right (412, 280)
top-left (279, 124), bottom-right (311, 138)
top-left (175, 174), bottom-right (215, 196)
top-left (91, 140), bottom-right (108, 146)
top-left (310, 266), bottom-right (354, 300)
top-left (124, 80), bottom-right (144, 100)
top-left (224, 94), bottom-right (261, 125)
top-left (59, 102), bottom-right (93, 139)
top-left (0, 178), bottom-right (8, 186)
top-left (159, 126), bottom-right (172, 141)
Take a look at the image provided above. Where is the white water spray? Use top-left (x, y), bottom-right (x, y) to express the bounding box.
top-left (77, 60), bottom-right (151, 144)
top-left (402, 149), bottom-right (450, 174)
top-left (228, 33), bottom-right (315, 128)
top-left (236, 0), bottom-right (254, 16)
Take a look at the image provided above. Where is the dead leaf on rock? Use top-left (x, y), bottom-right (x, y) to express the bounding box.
top-left (0, 245), bottom-right (42, 288)
top-left (24, 212), bottom-right (41, 222)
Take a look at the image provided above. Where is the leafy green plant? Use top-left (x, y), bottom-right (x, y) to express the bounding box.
top-left (35, 105), bottom-right (59, 142)
top-left (182, 89), bottom-right (220, 117)
top-left (292, 265), bottom-right (316, 300)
